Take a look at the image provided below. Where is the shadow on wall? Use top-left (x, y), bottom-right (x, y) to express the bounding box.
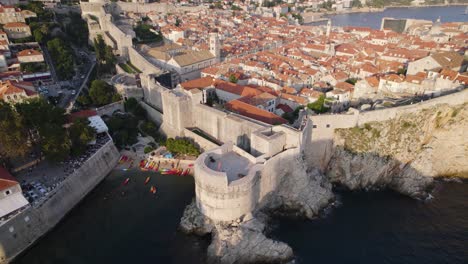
top-left (326, 146), bottom-right (435, 199)
top-left (236, 134), bottom-right (250, 153)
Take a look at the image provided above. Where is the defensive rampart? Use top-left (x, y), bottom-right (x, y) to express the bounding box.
top-left (306, 89), bottom-right (468, 169)
top-left (0, 140), bottom-right (120, 263)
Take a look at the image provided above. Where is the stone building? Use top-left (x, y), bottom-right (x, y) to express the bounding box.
top-left (0, 5), bottom-right (36, 25)
top-left (407, 51), bottom-right (466, 76)
top-left (3, 22), bottom-right (31, 40)
top-left (0, 167), bottom-right (29, 219)
top-left (0, 80), bottom-right (37, 104)
top-left (16, 49), bottom-right (44, 64)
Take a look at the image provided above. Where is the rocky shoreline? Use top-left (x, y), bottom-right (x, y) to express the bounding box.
top-left (180, 103), bottom-right (466, 263)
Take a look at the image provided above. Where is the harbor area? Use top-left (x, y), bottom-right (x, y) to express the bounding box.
top-left (0, 134), bottom-right (112, 225)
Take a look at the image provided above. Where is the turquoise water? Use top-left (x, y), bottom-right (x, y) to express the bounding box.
top-left (323, 5), bottom-right (468, 28)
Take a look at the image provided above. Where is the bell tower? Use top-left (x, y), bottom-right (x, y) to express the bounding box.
top-left (209, 32), bottom-right (221, 63)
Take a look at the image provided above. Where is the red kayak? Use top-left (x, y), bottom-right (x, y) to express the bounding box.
top-left (144, 176), bottom-right (151, 185)
top-left (123, 178), bottom-right (130, 185)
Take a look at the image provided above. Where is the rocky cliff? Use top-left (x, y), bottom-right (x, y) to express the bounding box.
top-left (180, 102), bottom-right (467, 263)
top-left (181, 156), bottom-right (334, 264)
top-left (327, 103), bottom-right (467, 198)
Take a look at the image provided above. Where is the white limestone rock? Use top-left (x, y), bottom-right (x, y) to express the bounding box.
top-left (180, 200), bottom-right (214, 236)
top-left (261, 156), bottom-right (335, 219)
top-left (207, 218), bottom-right (293, 264)
top-left (327, 148), bottom-right (432, 198)
top-left (327, 103), bottom-right (468, 197)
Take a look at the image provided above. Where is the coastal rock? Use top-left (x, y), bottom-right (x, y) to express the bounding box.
top-left (327, 103), bottom-right (468, 197)
top-left (327, 148), bottom-right (432, 198)
top-left (180, 200), bottom-right (213, 236)
top-left (207, 218), bottom-right (293, 264)
top-left (261, 160), bottom-right (334, 219)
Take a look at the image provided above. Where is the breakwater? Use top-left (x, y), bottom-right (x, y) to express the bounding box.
top-left (0, 139), bottom-right (120, 263)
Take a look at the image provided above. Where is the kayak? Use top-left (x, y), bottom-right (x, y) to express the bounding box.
top-left (123, 178), bottom-right (130, 185)
top-left (150, 186), bottom-right (157, 194)
top-left (144, 176), bottom-right (151, 185)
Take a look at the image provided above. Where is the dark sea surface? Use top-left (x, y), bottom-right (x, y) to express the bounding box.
top-left (14, 169), bottom-right (468, 264)
top-left (270, 181), bottom-right (468, 264)
top-left (316, 5), bottom-right (468, 28)
top-left (14, 170), bottom-right (209, 264)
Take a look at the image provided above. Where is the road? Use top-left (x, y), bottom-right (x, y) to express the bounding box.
top-left (40, 44), bottom-right (58, 82)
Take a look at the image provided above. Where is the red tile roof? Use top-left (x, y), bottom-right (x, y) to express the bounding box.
top-left (180, 76), bottom-right (214, 90)
top-left (3, 22), bottom-right (28, 28)
top-left (226, 99), bottom-right (287, 125)
top-left (0, 167), bottom-right (18, 191)
top-left (17, 49), bottom-right (42, 57)
top-left (276, 103), bottom-right (293, 113)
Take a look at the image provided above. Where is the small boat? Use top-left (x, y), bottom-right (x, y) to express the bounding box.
top-left (144, 176), bottom-right (151, 185)
top-left (123, 178), bottom-right (130, 185)
top-left (118, 155), bottom-right (127, 164)
top-left (183, 168), bottom-right (190, 176)
top-left (150, 186), bottom-right (157, 194)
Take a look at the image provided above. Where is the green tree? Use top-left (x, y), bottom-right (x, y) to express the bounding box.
top-left (39, 123), bottom-right (71, 162)
top-left (352, 0), bottom-right (363, 8)
top-left (307, 95), bottom-right (329, 113)
top-left (69, 118), bottom-right (96, 156)
top-left (47, 38), bottom-right (75, 80)
top-left (133, 22), bottom-right (163, 43)
top-left (397, 68), bottom-right (407, 76)
top-left (77, 94), bottom-right (92, 106)
top-left (229, 74), bottom-right (238, 83)
top-left (345, 78), bottom-right (358, 85)
top-left (93, 35), bottom-right (116, 75)
top-left (64, 12), bottom-right (89, 47)
top-left (15, 98), bottom-right (71, 162)
top-left (124, 97), bottom-right (139, 112)
top-left (0, 102), bottom-right (30, 158)
top-left (165, 138), bottom-right (200, 156)
top-left (88, 80), bottom-right (117, 106)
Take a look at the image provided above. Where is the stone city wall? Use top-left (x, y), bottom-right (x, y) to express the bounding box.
top-left (192, 104), bottom-right (267, 151)
top-left (258, 148), bottom-right (301, 204)
top-left (0, 140), bottom-right (120, 264)
top-left (114, 2), bottom-right (206, 14)
top-left (183, 128), bottom-right (220, 152)
top-left (194, 144), bottom-right (262, 222)
top-left (307, 89), bottom-right (467, 170)
top-left (96, 100), bottom-right (125, 116)
top-left (128, 47), bottom-right (162, 75)
top-left (140, 73), bottom-right (165, 112)
top-left (140, 101), bottom-right (164, 125)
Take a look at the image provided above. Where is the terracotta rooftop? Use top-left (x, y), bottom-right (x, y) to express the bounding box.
top-left (17, 49), bottom-right (42, 57)
top-left (180, 76), bottom-right (214, 90)
top-left (0, 167), bottom-right (18, 191)
top-left (225, 99), bottom-right (287, 125)
top-left (3, 22), bottom-right (28, 28)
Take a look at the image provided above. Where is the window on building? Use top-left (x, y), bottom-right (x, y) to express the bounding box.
top-left (5, 190), bottom-right (11, 195)
top-left (313, 125), bottom-right (317, 128)
top-left (326, 124), bottom-right (331, 128)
